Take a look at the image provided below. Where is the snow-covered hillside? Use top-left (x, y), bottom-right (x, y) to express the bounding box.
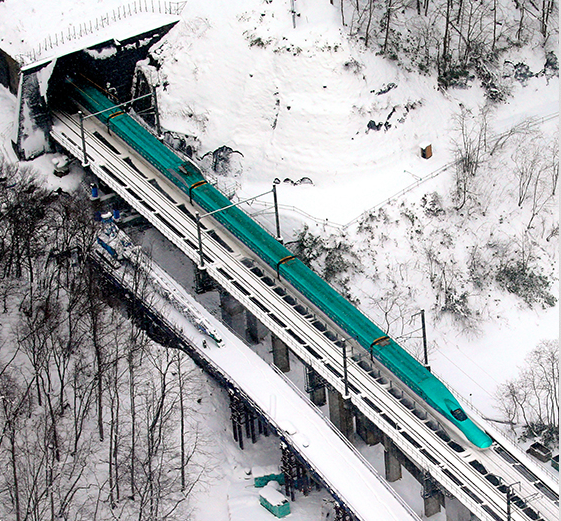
top-left (146, 0), bottom-right (559, 420)
top-left (0, 0), bottom-right (558, 518)
top-left (1, 0), bottom-right (558, 426)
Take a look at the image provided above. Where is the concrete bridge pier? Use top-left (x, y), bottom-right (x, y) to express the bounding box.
top-left (355, 410), bottom-right (383, 445)
top-left (422, 473), bottom-right (443, 517)
top-left (328, 388), bottom-right (354, 439)
top-left (305, 366), bottom-right (326, 406)
top-left (444, 497), bottom-right (472, 521)
top-left (383, 437), bottom-right (402, 483)
top-left (245, 310), bottom-right (268, 344)
top-left (424, 493), bottom-right (443, 518)
top-left (271, 334), bottom-right (290, 372)
top-left (220, 290), bottom-right (246, 337)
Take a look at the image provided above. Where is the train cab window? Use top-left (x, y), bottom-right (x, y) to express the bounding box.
top-left (451, 408), bottom-right (468, 421)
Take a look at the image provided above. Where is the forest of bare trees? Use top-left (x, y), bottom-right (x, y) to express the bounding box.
top-left (340, 0), bottom-right (558, 96)
top-left (0, 161), bottom-right (209, 520)
top-left (497, 339), bottom-right (559, 446)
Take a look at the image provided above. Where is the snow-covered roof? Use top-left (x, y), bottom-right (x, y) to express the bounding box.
top-left (0, 0), bottom-right (180, 66)
top-left (259, 483), bottom-right (288, 507)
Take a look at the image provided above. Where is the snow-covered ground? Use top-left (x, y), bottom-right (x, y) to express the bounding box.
top-left (5, 0), bottom-right (556, 416)
top-left (0, 0), bottom-right (558, 518)
top-left (148, 0), bottom-right (559, 421)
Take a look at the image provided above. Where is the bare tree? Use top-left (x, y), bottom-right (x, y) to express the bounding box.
top-left (451, 106), bottom-right (490, 211)
top-left (497, 339), bottom-right (559, 439)
top-left (539, 0), bottom-right (557, 39)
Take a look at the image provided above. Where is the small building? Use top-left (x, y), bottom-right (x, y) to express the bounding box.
top-left (259, 483), bottom-right (290, 518)
top-left (526, 442), bottom-right (552, 463)
top-left (420, 142), bottom-right (432, 159)
top-left (253, 465), bottom-right (285, 488)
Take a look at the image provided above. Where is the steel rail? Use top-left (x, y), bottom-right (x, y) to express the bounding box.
top-left (51, 110), bottom-right (558, 521)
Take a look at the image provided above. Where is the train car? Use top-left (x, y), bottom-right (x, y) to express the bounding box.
top-left (66, 76), bottom-right (492, 449)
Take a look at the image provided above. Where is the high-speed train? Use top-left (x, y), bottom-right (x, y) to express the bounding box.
top-left (65, 76), bottom-right (493, 449)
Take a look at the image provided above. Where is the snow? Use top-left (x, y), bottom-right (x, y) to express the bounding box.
top-left (0, 0), bottom-right (179, 65)
top-left (252, 465), bottom-right (280, 478)
top-left (110, 227), bottom-right (422, 520)
top-left (151, 0), bottom-right (557, 425)
top-left (259, 482), bottom-right (288, 506)
top-left (0, 0), bottom-right (558, 519)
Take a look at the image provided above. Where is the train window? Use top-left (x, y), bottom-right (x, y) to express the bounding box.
top-left (450, 408), bottom-right (468, 421)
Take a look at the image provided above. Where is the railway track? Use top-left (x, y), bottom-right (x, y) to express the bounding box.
top-left (51, 109), bottom-right (559, 521)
